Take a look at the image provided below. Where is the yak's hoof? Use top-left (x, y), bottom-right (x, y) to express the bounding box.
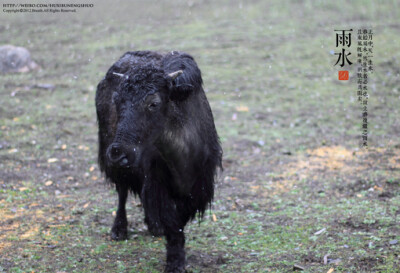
top-left (164, 264), bottom-right (186, 273)
top-left (145, 216), bottom-right (164, 236)
top-left (111, 225), bottom-right (128, 241)
top-left (147, 224), bottom-right (164, 236)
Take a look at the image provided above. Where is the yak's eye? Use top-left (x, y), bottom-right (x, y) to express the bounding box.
top-left (148, 102), bottom-right (159, 111)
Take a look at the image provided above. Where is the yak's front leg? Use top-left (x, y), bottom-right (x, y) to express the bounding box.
top-left (111, 184), bottom-right (128, 240)
top-left (165, 229), bottom-right (185, 273)
top-left (142, 178), bottom-right (186, 272)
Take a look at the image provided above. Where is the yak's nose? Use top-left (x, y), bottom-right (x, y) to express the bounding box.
top-left (106, 143), bottom-right (129, 167)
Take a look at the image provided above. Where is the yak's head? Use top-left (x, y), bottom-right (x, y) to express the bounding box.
top-left (106, 64), bottom-right (183, 169)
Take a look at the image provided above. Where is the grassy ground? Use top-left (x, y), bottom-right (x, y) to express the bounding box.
top-left (1, 0), bottom-right (400, 272)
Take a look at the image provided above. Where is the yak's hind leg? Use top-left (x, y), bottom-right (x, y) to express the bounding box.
top-left (111, 184), bottom-right (128, 240)
top-left (142, 181), bottom-right (165, 236)
top-left (141, 178), bottom-right (186, 273)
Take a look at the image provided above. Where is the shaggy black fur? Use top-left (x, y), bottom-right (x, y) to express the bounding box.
top-left (95, 51), bottom-right (222, 272)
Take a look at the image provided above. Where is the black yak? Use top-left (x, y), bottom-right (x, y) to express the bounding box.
top-left (95, 51), bottom-right (222, 272)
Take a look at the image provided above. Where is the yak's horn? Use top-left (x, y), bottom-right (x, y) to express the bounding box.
top-left (168, 70), bottom-right (183, 80)
top-left (112, 72), bottom-right (125, 78)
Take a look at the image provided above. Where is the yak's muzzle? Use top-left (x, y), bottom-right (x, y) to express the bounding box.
top-left (106, 142), bottom-right (143, 168)
top-left (106, 143), bottom-right (129, 167)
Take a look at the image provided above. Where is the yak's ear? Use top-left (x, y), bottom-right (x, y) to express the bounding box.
top-left (163, 52), bottom-right (203, 101)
